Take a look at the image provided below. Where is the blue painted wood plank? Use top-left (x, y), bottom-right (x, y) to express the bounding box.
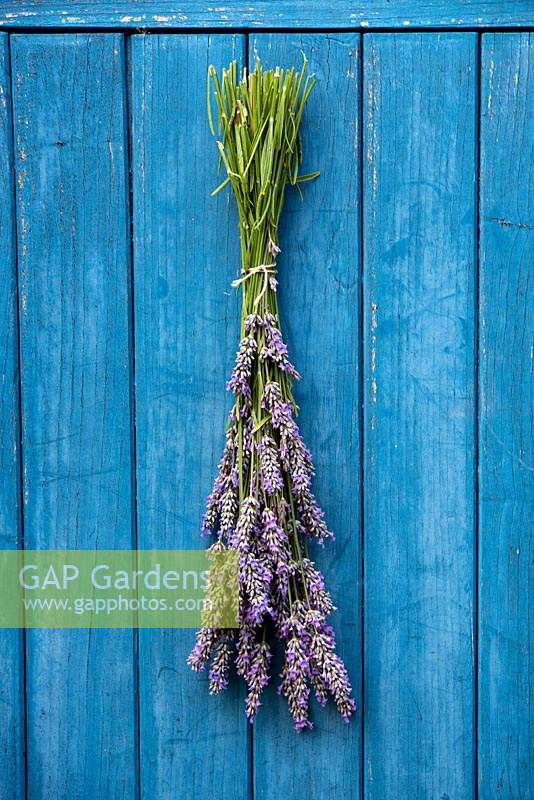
top-left (478, 32), bottom-right (534, 800)
top-left (363, 33), bottom-right (477, 799)
top-left (0, 0), bottom-right (533, 29)
top-left (129, 33), bottom-right (249, 800)
top-left (11, 34), bottom-right (136, 800)
top-left (0, 33), bottom-right (25, 800)
top-left (250, 33), bottom-right (362, 799)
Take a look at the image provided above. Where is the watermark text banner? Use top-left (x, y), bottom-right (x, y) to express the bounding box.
top-left (0, 550), bottom-right (238, 629)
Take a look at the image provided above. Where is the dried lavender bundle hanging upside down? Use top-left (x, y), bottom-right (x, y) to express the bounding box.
top-left (188, 58), bottom-right (355, 731)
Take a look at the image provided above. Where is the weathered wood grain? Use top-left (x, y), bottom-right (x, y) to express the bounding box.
top-left (11, 33), bottom-right (136, 799)
top-left (363, 33), bottom-right (477, 799)
top-left (250, 33), bottom-right (362, 800)
top-left (2, 18), bottom-right (532, 800)
top-left (478, 32), bottom-right (534, 800)
top-left (0, 0), bottom-right (532, 29)
top-left (0, 33), bottom-right (25, 800)
top-left (129, 33), bottom-right (249, 800)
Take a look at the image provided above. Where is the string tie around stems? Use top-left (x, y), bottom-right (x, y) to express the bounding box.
top-left (231, 263), bottom-right (277, 307)
top-left (231, 263), bottom-right (277, 288)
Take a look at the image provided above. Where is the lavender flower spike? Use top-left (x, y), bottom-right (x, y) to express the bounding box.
top-left (227, 336), bottom-right (257, 397)
top-left (245, 642), bottom-right (272, 721)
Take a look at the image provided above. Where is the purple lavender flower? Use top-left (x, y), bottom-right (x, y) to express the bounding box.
top-left (241, 552), bottom-right (272, 625)
top-left (308, 623), bottom-right (356, 722)
top-left (187, 627), bottom-right (222, 672)
top-left (279, 636), bottom-right (313, 731)
top-left (260, 314), bottom-right (301, 380)
top-left (300, 558), bottom-right (335, 615)
top-left (220, 487), bottom-right (238, 536)
top-left (295, 489), bottom-right (334, 543)
top-left (202, 434), bottom-right (236, 533)
top-left (262, 381), bottom-right (294, 430)
top-left (261, 508), bottom-right (289, 559)
top-left (202, 490), bottom-right (221, 535)
top-left (278, 601), bottom-right (307, 639)
top-left (235, 620), bottom-right (257, 678)
top-left (229, 496), bottom-right (259, 553)
top-left (245, 313), bottom-right (263, 333)
top-left (258, 436), bottom-right (284, 495)
top-left (245, 641), bottom-right (271, 721)
top-left (209, 637), bottom-right (233, 694)
top-left (227, 336), bottom-right (257, 396)
top-left (310, 669), bottom-right (329, 707)
top-left (271, 562), bottom-right (294, 608)
top-left (283, 428), bottom-right (314, 493)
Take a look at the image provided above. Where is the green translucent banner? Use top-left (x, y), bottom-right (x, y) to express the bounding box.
top-left (0, 550), bottom-right (239, 629)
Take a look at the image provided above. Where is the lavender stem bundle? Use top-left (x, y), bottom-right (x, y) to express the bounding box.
top-left (188, 58), bottom-right (355, 731)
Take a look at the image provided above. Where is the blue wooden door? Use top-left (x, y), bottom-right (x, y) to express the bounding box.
top-left (0, 4), bottom-right (532, 800)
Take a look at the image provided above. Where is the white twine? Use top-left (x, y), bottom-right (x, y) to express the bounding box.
top-left (231, 263), bottom-right (277, 289)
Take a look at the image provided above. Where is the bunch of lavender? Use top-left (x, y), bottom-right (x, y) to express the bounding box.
top-left (188, 58), bottom-right (355, 731)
